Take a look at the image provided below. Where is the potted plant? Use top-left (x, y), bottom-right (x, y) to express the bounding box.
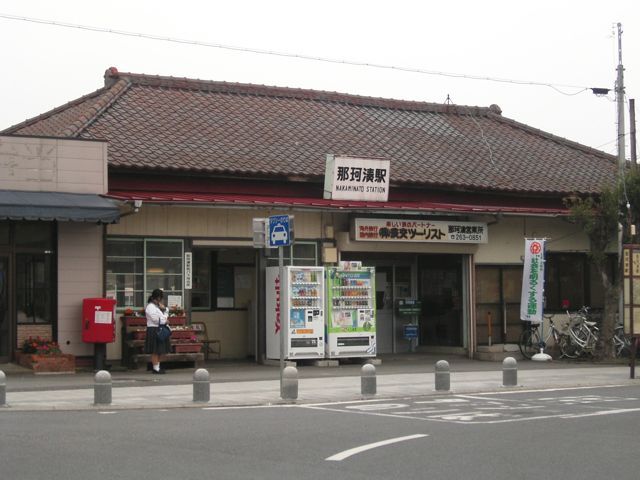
top-left (17, 337), bottom-right (76, 374)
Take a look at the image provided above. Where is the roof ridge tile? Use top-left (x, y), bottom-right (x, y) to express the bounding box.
top-left (105, 68), bottom-right (493, 116)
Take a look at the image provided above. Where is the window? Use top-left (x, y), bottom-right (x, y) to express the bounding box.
top-left (191, 248), bottom-right (255, 311)
top-left (545, 253), bottom-right (613, 311)
top-left (16, 253), bottom-right (54, 324)
top-left (106, 238), bottom-right (183, 310)
top-left (265, 242), bottom-right (318, 267)
top-left (475, 265), bottom-right (523, 344)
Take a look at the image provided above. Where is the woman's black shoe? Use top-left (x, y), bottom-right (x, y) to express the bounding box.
top-left (152, 368), bottom-right (166, 374)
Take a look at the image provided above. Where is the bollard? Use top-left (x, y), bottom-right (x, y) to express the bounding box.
top-left (94, 370), bottom-right (112, 405)
top-left (502, 357), bottom-right (518, 387)
top-left (281, 366), bottom-right (298, 401)
top-left (361, 364), bottom-right (377, 398)
top-left (193, 368), bottom-right (210, 403)
top-left (435, 360), bottom-right (450, 392)
top-left (0, 370), bottom-right (6, 407)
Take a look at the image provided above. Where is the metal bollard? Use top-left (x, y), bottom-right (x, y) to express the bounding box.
top-left (502, 357), bottom-right (518, 387)
top-left (193, 368), bottom-right (210, 403)
top-left (94, 370), bottom-right (112, 405)
top-left (361, 364), bottom-right (377, 398)
top-left (0, 370), bottom-right (6, 407)
top-left (435, 360), bottom-right (450, 392)
top-left (281, 366), bottom-right (298, 401)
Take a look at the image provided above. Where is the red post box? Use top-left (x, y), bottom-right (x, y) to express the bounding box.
top-left (82, 298), bottom-right (117, 344)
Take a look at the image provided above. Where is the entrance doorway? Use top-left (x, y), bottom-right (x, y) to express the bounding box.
top-left (418, 255), bottom-right (463, 347)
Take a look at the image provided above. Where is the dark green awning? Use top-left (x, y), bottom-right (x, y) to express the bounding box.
top-left (0, 190), bottom-right (121, 224)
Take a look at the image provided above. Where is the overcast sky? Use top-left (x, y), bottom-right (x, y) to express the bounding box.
top-left (0, 0), bottom-right (638, 158)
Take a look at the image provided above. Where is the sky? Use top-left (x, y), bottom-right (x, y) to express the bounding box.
top-left (0, 0), bottom-right (638, 158)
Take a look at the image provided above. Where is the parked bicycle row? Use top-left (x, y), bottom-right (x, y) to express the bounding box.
top-left (518, 306), bottom-right (634, 360)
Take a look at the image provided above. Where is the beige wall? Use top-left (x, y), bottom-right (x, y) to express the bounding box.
top-left (475, 215), bottom-right (591, 264)
top-left (192, 310), bottom-right (249, 359)
top-left (0, 135), bottom-right (108, 194)
top-left (57, 222), bottom-right (105, 357)
top-left (107, 205), bottom-right (325, 239)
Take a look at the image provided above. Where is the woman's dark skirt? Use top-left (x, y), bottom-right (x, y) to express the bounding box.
top-left (144, 326), bottom-right (171, 355)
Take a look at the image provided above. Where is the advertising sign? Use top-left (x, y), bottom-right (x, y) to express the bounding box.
top-left (354, 218), bottom-right (488, 244)
top-left (520, 238), bottom-right (546, 323)
top-left (623, 244), bottom-right (640, 336)
top-left (324, 155), bottom-right (390, 202)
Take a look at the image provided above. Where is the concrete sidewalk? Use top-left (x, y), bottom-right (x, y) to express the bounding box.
top-left (1, 356), bottom-right (637, 411)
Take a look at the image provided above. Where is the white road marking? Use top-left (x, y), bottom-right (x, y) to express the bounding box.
top-left (345, 403), bottom-right (408, 411)
top-left (562, 407), bottom-right (640, 419)
top-left (325, 434), bottom-right (428, 461)
top-left (414, 398), bottom-right (469, 404)
top-left (97, 411), bottom-right (117, 415)
top-left (467, 384), bottom-right (629, 396)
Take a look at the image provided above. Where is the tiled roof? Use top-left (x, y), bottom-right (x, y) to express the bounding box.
top-left (2, 67), bottom-right (616, 195)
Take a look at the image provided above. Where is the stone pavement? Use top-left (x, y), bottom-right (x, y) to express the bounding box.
top-left (0, 354), bottom-right (637, 411)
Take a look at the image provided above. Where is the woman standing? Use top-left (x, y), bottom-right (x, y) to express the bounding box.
top-left (145, 288), bottom-right (170, 374)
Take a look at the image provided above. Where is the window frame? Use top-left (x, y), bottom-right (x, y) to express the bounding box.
top-left (105, 237), bottom-right (184, 311)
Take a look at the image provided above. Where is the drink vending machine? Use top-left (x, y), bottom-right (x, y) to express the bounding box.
top-left (266, 266), bottom-right (325, 360)
top-left (325, 262), bottom-right (376, 358)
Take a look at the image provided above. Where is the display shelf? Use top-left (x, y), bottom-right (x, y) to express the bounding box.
top-left (333, 295), bottom-right (371, 299)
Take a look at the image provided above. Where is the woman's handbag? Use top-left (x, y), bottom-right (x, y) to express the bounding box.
top-left (157, 323), bottom-right (172, 341)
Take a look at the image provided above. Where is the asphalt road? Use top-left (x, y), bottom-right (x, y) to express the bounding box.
top-left (2, 385), bottom-right (639, 480)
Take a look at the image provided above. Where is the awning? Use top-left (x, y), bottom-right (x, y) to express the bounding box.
top-left (107, 190), bottom-right (568, 216)
top-left (0, 190), bottom-right (121, 223)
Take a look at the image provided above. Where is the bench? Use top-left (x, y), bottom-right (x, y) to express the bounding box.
top-left (120, 315), bottom-right (205, 370)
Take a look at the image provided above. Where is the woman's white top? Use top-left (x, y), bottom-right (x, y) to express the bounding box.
top-left (145, 302), bottom-right (169, 327)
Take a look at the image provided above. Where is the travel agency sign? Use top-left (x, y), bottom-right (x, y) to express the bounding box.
top-left (324, 154), bottom-right (390, 202)
top-left (354, 218), bottom-right (488, 244)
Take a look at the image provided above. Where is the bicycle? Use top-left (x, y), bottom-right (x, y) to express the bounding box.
top-left (566, 306), bottom-right (599, 357)
top-left (613, 323), bottom-right (632, 358)
top-left (518, 315), bottom-right (576, 360)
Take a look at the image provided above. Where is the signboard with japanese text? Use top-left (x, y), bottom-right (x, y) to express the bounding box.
top-left (353, 218), bottom-right (488, 243)
top-left (184, 252), bottom-right (192, 289)
top-left (520, 238), bottom-right (546, 323)
top-left (323, 155), bottom-right (390, 202)
top-left (623, 244), bottom-right (640, 336)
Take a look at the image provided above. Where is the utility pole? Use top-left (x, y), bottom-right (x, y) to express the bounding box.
top-left (616, 22), bottom-right (626, 175)
top-left (630, 99), bottom-right (637, 169)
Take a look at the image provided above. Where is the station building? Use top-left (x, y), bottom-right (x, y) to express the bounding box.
top-left (0, 67), bottom-right (616, 364)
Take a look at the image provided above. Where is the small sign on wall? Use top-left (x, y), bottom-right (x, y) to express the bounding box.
top-left (184, 252), bottom-right (192, 289)
top-left (324, 154), bottom-right (390, 202)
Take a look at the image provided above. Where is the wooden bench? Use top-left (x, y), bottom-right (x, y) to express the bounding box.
top-left (120, 315), bottom-right (205, 370)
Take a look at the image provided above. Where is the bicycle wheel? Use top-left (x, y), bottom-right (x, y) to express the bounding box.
top-left (519, 328), bottom-right (541, 360)
top-left (613, 328), bottom-right (631, 358)
top-left (558, 333), bottom-right (580, 359)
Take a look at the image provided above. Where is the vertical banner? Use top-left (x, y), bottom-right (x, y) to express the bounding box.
top-left (520, 238), bottom-right (546, 323)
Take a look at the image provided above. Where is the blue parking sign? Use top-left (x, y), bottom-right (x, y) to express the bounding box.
top-left (268, 215), bottom-right (291, 247)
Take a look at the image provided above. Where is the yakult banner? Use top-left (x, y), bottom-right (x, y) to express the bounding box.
top-left (520, 239), bottom-right (546, 323)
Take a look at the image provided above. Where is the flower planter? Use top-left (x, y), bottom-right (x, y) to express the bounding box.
top-left (17, 352), bottom-right (76, 374)
top-left (173, 343), bottom-right (203, 353)
top-left (121, 316), bottom-right (147, 326)
top-left (171, 330), bottom-right (195, 340)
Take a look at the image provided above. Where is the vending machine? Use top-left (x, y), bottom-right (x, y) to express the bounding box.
top-left (325, 262), bottom-right (376, 358)
top-left (266, 266), bottom-right (325, 360)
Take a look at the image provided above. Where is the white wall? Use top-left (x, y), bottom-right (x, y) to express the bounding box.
top-left (0, 135), bottom-right (108, 194)
top-left (57, 222), bottom-right (105, 357)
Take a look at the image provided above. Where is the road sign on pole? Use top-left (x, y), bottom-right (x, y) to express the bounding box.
top-left (268, 215), bottom-right (293, 248)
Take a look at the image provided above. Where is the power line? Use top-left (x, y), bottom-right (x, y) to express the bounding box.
top-left (0, 12), bottom-right (596, 96)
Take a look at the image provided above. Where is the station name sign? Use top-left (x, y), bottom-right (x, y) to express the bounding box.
top-left (354, 218), bottom-right (488, 244)
top-left (324, 155), bottom-right (390, 202)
